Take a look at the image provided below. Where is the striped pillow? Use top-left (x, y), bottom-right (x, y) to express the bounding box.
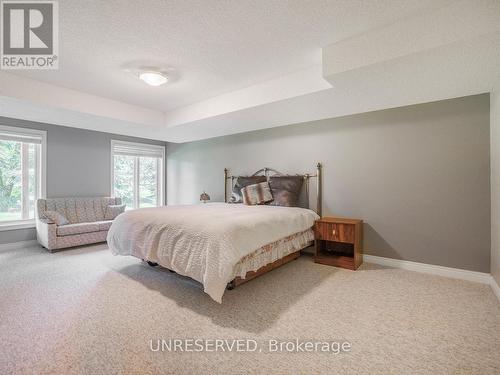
top-left (241, 182), bottom-right (273, 205)
top-left (230, 176), bottom-right (267, 203)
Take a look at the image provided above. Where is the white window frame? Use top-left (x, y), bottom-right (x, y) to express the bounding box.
top-left (0, 124), bottom-right (46, 231)
top-left (110, 140), bottom-right (165, 209)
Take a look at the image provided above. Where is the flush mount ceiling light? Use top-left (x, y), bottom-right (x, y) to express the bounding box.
top-left (121, 62), bottom-right (176, 86)
top-left (139, 71), bottom-right (168, 86)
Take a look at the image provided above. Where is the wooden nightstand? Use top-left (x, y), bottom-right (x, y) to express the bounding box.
top-left (314, 217), bottom-right (363, 270)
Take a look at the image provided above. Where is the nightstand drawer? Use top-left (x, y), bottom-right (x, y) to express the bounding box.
top-left (315, 222), bottom-right (355, 243)
top-left (314, 216), bottom-right (363, 270)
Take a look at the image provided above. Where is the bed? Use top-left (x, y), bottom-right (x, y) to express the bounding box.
top-left (107, 164), bottom-right (322, 303)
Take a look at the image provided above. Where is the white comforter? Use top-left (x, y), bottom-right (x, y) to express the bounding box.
top-left (107, 203), bottom-right (319, 302)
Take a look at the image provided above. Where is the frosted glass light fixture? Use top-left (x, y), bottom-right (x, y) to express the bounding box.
top-left (139, 71), bottom-right (168, 86)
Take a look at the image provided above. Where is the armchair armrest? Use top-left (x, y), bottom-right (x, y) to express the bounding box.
top-left (38, 217), bottom-right (55, 225)
top-left (36, 219), bottom-right (57, 251)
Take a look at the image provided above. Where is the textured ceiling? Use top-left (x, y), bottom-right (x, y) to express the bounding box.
top-left (11, 0), bottom-right (448, 112)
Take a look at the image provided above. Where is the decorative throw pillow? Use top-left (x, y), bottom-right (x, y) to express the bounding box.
top-left (42, 210), bottom-right (70, 225)
top-left (267, 176), bottom-right (304, 207)
top-left (230, 176), bottom-right (267, 203)
top-left (241, 182), bottom-right (274, 205)
top-left (105, 204), bottom-right (126, 220)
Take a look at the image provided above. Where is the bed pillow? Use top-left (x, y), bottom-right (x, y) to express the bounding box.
top-left (241, 182), bottom-right (274, 205)
top-left (267, 176), bottom-right (304, 207)
top-left (105, 204), bottom-right (126, 220)
top-left (230, 176), bottom-right (267, 203)
top-left (42, 210), bottom-right (70, 225)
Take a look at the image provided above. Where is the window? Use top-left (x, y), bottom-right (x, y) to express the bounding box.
top-left (111, 140), bottom-right (165, 210)
top-left (0, 125), bottom-right (46, 230)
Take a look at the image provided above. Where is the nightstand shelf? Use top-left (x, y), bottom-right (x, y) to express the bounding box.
top-left (314, 217), bottom-right (363, 270)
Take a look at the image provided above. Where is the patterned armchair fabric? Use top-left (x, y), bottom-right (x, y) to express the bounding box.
top-left (36, 197), bottom-right (122, 251)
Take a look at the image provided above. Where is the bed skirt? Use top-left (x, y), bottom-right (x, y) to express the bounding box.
top-left (232, 229), bottom-right (314, 280)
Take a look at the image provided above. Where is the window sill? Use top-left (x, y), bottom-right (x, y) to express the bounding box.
top-left (0, 220), bottom-right (36, 232)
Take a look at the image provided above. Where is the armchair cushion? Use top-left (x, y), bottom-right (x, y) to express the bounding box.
top-left (57, 223), bottom-right (100, 236)
top-left (104, 204), bottom-right (126, 220)
top-left (42, 210), bottom-right (70, 225)
top-left (95, 220), bottom-right (113, 231)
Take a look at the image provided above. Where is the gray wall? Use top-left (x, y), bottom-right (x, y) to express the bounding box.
top-left (167, 94), bottom-right (491, 272)
top-left (0, 117), bottom-right (166, 245)
top-left (491, 90), bottom-right (500, 285)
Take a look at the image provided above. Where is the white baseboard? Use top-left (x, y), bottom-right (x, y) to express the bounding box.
top-left (490, 276), bottom-right (500, 301)
top-left (0, 240), bottom-right (39, 252)
top-left (364, 254), bottom-right (500, 302)
top-left (363, 254), bottom-right (492, 284)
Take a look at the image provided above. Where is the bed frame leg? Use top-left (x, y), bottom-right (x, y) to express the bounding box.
top-left (226, 280), bottom-right (235, 290)
top-left (146, 261), bottom-right (176, 273)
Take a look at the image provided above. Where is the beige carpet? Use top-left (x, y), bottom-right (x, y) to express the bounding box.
top-left (0, 243), bottom-right (499, 375)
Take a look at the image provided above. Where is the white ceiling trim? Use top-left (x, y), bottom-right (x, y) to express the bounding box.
top-left (0, 72), bottom-right (165, 128)
top-left (0, 95), bottom-right (165, 140)
top-left (164, 66), bottom-right (331, 128)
